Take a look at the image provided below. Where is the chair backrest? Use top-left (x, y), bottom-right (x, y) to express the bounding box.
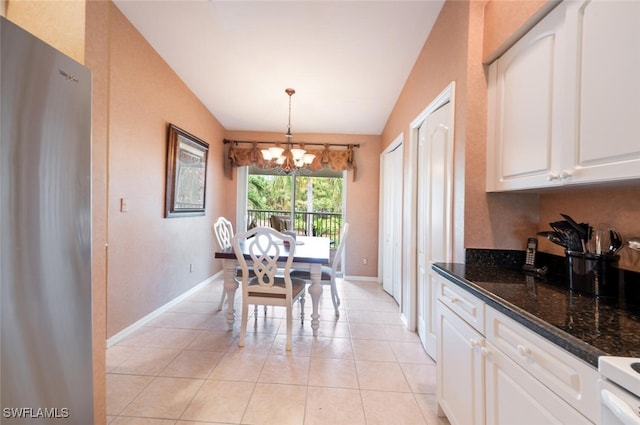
top-left (331, 222), bottom-right (350, 275)
top-left (270, 215), bottom-right (292, 232)
top-left (232, 227), bottom-right (296, 296)
top-left (213, 217), bottom-right (234, 250)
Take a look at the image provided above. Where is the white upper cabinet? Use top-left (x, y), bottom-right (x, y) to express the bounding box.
top-left (563, 0), bottom-right (640, 184)
top-left (486, 3), bottom-right (568, 191)
top-left (487, 0), bottom-right (640, 192)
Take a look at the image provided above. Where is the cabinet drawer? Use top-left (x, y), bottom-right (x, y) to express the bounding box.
top-left (485, 307), bottom-right (599, 423)
top-left (437, 276), bottom-right (485, 334)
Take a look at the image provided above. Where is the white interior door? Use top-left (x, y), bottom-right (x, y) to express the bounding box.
top-left (416, 96), bottom-right (454, 359)
top-left (380, 142), bottom-right (403, 303)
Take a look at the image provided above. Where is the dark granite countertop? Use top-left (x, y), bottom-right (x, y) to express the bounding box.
top-left (432, 262), bottom-right (640, 369)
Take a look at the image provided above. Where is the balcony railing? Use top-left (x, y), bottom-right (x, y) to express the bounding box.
top-left (247, 209), bottom-right (343, 248)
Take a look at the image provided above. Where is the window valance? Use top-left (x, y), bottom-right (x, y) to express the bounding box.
top-left (223, 139), bottom-right (359, 181)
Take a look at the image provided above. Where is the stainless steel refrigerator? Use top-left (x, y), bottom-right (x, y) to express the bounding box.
top-left (0, 17), bottom-right (93, 423)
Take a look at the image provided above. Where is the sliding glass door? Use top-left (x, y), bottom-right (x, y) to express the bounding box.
top-left (245, 166), bottom-right (345, 248)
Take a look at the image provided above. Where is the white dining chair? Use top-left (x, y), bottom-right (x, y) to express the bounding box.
top-left (213, 217), bottom-right (263, 314)
top-left (213, 217), bottom-right (235, 311)
top-left (232, 227), bottom-right (306, 350)
top-left (291, 222), bottom-right (349, 316)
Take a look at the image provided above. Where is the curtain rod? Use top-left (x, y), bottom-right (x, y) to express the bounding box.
top-left (223, 139), bottom-right (360, 149)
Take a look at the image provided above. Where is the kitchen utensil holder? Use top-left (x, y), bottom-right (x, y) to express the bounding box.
top-left (566, 250), bottom-right (619, 297)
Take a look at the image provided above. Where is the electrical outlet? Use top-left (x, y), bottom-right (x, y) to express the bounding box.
top-left (363, 258), bottom-right (368, 265)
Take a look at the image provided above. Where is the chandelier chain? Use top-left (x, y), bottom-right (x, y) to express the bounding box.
top-left (285, 88), bottom-right (294, 140)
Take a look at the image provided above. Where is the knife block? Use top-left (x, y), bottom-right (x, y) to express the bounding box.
top-left (566, 251), bottom-right (619, 297)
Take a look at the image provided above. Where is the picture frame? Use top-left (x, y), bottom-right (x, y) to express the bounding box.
top-left (165, 124), bottom-right (209, 217)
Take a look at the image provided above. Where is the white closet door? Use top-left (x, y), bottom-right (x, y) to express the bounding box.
top-left (417, 100), bottom-right (454, 358)
top-left (381, 143), bottom-right (403, 303)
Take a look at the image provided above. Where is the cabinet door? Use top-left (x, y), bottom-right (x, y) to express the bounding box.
top-left (486, 3), bottom-right (567, 191)
top-left (486, 307), bottom-right (599, 423)
top-left (484, 340), bottom-right (593, 425)
top-left (563, 0), bottom-right (640, 184)
top-left (437, 300), bottom-right (484, 425)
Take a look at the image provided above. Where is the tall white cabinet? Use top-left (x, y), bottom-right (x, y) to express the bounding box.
top-left (487, 0), bottom-right (640, 192)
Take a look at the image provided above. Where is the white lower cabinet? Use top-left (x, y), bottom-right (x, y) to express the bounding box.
top-left (486, 307), bottom-right (599, 422)
top-left (436, 275), bottom-right (597, 425)
top-left (437, 298), bottom-right (484, 425)
top-left (485, 340), bottom-right (592, 425)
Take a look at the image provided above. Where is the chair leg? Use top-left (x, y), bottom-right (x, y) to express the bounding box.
top-left (299, 293), bottom-right (305, 324)
top-left (330, 280), bottom-right (340, 316)
top-left (239, 302), bottom-right (249, 347)
top-left (217, 288), bottom-right (226, 311)
top-left (285, 304), bottom-right (292, 351)
top-left (253, 304), bottom-right (267, 317)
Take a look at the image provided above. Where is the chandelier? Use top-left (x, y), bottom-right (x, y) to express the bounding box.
top-left (260, 88), bottom-right (315, 173)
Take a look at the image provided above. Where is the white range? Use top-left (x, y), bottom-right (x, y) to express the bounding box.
top-left (599, 356), bottom-right (640, 425)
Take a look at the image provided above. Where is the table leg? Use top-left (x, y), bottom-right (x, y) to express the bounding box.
top-left (223, 259), bottom-right (239, 331)
top-left (308, 263), bottom-right (322, 336)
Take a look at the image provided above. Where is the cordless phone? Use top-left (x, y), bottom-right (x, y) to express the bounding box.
top-left (525, 237), bottom-right (537, 267)
top-left (523, 237), bottom-right (547, 275)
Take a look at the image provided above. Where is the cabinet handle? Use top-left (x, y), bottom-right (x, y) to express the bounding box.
top-left (470, 339), bottom-right (482, 348)
top-left (601, 388), bottom-right (640, 425)
top-left (546, 173), bottom-right (559, 181)
top-left (560, 170), bottom-right (573, 179)
top-left (449, 296), bottom-right (460, 303)
top-left (480, 347), bottom-right (489, 356)
top-left (517, 344), bottom-right (531, 357)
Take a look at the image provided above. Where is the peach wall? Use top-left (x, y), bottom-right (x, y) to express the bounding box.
top-left (465, 0), bottom-right (541, 250)
top-left (538, 187), bottom-right (640, 272)
top-left (106, 6), bottom-right (227, 337)
top-left (382, 0), bottom-right (470, 262)
top-left (483, 0), bottom-right (557, 63)
top-left (381, 0), bottom-right (540, 257)
top-left (85, 2), bottom-right (109, 422)
top-left (6, 0), bottom-right (85, 63)
top-left (224, 130), bottom-right (381, 277)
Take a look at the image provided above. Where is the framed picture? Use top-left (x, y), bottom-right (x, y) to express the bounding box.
top-left (165, 124), bottom-right (209, 217)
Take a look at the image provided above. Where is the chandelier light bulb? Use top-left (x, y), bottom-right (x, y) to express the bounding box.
top-left (303, 153), bottom-right (315, 164)
top-left (290, 148), bottom-right (306, 161)
top-left (269, 146), bottom-right (284, 158)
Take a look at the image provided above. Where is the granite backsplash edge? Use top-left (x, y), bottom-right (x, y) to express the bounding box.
top-left (465, 248), bottom-right (640, 303)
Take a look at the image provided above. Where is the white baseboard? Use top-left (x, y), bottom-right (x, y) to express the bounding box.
top-left (106, 271), bottom-right (223, 347)
top-left (344, 275), bottom-right (380, 282)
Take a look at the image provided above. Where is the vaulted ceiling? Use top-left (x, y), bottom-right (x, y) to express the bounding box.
top-left (114, 0), bottom-right (444, 136)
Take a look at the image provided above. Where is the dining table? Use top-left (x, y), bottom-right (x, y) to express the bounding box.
top-left (214, 235), bottom-right (331, 336)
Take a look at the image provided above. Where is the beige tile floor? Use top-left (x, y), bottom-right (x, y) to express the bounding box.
top-left (106, 278), bottom-right (451, 425)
